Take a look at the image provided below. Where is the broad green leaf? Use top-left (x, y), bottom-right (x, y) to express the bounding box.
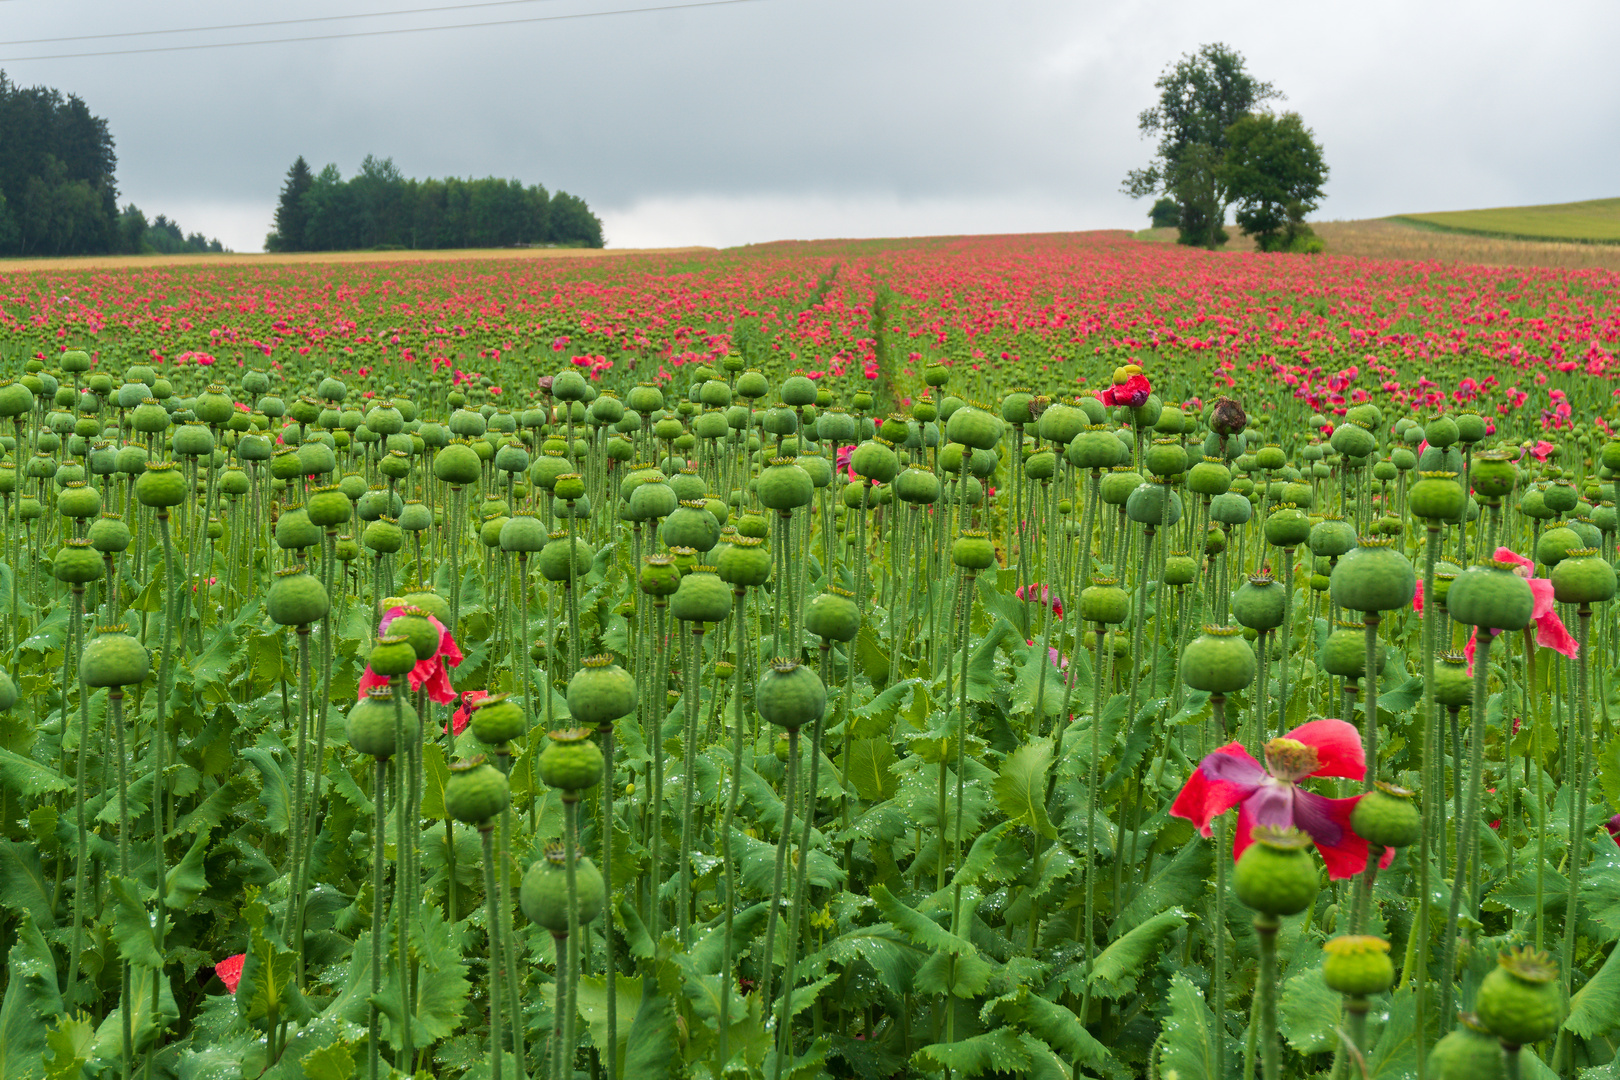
top-left (418, 740), bottom-right (449, 820)
top-left (1010, 635), bottom-right (1070, 720)
top-left (576, 973), bottom-right (643, 1061)
top-left (871, 884), bottom-right (991, 998)
top-left (0, 745), bottom-right (68, 798)
top-left (622, 980), bottom-right (679, 1080)
top-left (1365, 986), bottom-right (1419, 1080)
top-left (0, 840), bottom-right (54, 927)
top-left (1279, 963), bottom-right (1341, 1053)
top-left (1600, 739), bottom-right (1620, 816)
top-left (1157, 973), bottom-right (1236, 1080)
top-left (1566, 932), bottom-right (1620, 1037)
top-left (43, 1013), bottom-right (95, 1080)
top-left (239, 746), bottom-right (291, 835)
top-left (846, 737), bottom-right (898, 801)
top-left (1008, 988), bottom-right (1116, 1069)
top-left (164, 833), bottom-right (210, 910)
top-left (111, 877), bottom-right (163, 969)
top-left (300, 1039), bottom-right (356, 1080)
top-left (993, 737), bottom-right (1057, 840)
top-left (913, 1028), bottom-right (1030, 1077)
top-left (1116, 834), bottom-right (1212, 933)
top-left (0, 913), bottom-right (62, 1078)
top-left (91, 965), bottom-right (178, 1061)
top-left (1088, 909), bottom-right (1187, 999)
top-left (964, 617), bottom-right (1015, 702)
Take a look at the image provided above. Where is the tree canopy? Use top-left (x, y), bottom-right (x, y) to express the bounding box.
top-left (1221, 111), bottom-right (1329, 251)
top-left (266, 155), bottom-right (605, 253)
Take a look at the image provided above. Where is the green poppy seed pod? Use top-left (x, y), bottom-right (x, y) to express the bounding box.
top-left (805, 587), bottom-right (860, 642)
top-left (80, 628), bottom-right (151, 688)
top-left (847, 439), bottom-right (897, 485)
top-left (1431, 652), bottom-right (1471, 708)
top-left (1263, 505), bottom-right (1311, 548)
top-left (552, 471), bottom-right (586, 502)
top-left (639, 554), bottom-right (681, 597)
top-left (1187, 458), bottom-right (1232, 496)
top-left (1551, 548), bottom-right (1615, 605)
top-left (756, 657), bottom-right (827, 729)
top-left (347, 687), bottom-right (407, 759)
top-left (0, 380), bottom-right (34, 417)
top-left (88, 514), bottom-right (131, 554)
top-left (1021, 449), bottom-right (1056, 482)
top-left (368, 634), bottom-right (418, 678)
top-left (671, 569), bottom-right (731, 623)
top-left (1164, 553), bottom-right (1197, 586)
top-left (433, 441), bottom-right (482, 486)
top-left (363, 517), bottom-right (403, 554)
top-left (1475, 948), bottom-right (1565, 1047)
top-left (538, 727), bottom-right (604, 791)
top-left (757, 459), bottom-right (814, 511)
top-left (470, 693), bottom-right (526, 746)
top-left (1350, 782), bottom-right (1422, 848)
top-left (1321, 936), bottom-right (1395, 997)
top-left (1427, 1014), bottom-right (1506, 1080)
top-left (1329, 421), bottom-right (1376, 460)
top-left (1469, 451), bottom-right (1517, 499)
top-left (780, 374), bottom-right (816, 407)
top-left (1125, 480), bottom-right (1182, 527)
top-left (1067, 426), bottom-right (1123, 470)
top-left (267, 566), bottom-right (329, 627)
top-left (661, 502), bottom-right (721, 552)
top-left (1181, 625), bottom-right (1256, 693)
top-left (296, 440), bottom-right (336, 477)
top-left (1037, 403), bottom-right (1085, 445)
top-left (52, 539), bottom-right (103, 585)
top-left (1534, 524), bottom-right (1581, 567)
top-left (1100, 467), bottom-right (1143, 507)
top-left (1424, 415), bottom-right (1460, 448)
top-left (716, 536), bottom-right (771, 588)
top-left (1254, 443), bottom-right (1286, 471)
top-left (1446, 560), bottom-right (1535, 631)
top-left (1210, 491), bottom-right (1252, 526)
top-left (1409, 472), bottom-right (1467, 522)
top-left (1306, 516), bottom-right (1357, 558)
top-left (1543, 482), bottom-right (1578, 514)
top-left (893, 466), bottom-right (940, 505)
top-left (498, 513), bottom-right (548, 554)
top-left (538, 532), bottom-right (594, 582)
top-left (951, 530), bottom-right (996, 571)
top-left (1078, 578), bottom-right (1129, 624)
top-left (385, 609), bottom-right (439, 661)
top-left (131, 400), bottom-right (169, 434)
top-left (1000, 391), bottom-right (1034, 425)
top-left (626, 479), bottom-right (678, 523)
top-left (1144, 438), bottom-right (1187, 478)
top-left (1329, 537), bottom-right (1415, 613)
top-left (57, 482), bottom-right (101, 520)
top-left (273, 507), bottom-right (320, 551)
top-left (945, 405), bottom-right (1002, 450)
top-left (135, 461), bottom-right (187, 508)
top-left (444, 755), bottom-right (511, 825)
top-left (1233, 575), bottom-right (1286, 632)
top-left (1233, 826), bottom-right (1320, 916)
top-left (567, 656), bottom-right (638, 726)
top-left (1318, 621), bottom-right (1385, 678)
top-left (305, 485), bottom-right (351, 528)
top-left (522, 846), bottom-right (606, 932)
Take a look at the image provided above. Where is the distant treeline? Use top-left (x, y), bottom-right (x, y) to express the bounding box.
top-left (265, 155), bottom-right (605, 253)
top-left (0, 70), bottom-right (227, 256)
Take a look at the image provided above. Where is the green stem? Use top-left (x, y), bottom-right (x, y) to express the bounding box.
top-left (760, 725), bottom-right (799, 1014)
top-left (1440, 629), bottom-right (1492, 1022)
top-left (1256, 913), bottom-right (1281, 1080)
top-left (562, 797), bottom-right (582, 1080)
top-left (1562, 610), bottom-right (1592, 1001)
top-left (482, 827), bottom-right (503, 1080)
top-left (369, 757), bottom-right (387, 1080)
top-left (718, 588), bottom-right (747, 1074)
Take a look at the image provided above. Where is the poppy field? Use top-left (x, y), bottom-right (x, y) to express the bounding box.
top-left (1, 230), bottom-right (1620, 1079)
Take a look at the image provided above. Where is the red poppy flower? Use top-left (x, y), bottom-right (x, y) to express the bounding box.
top-left (356, 606), bottom-right (464, 705)
top-left (1449, 548), bottom-right (1577, 674)
top-left (1170, 719), bottom-right (1391, 880)
top-left (1015, 582), bottom-right (1062, 619)
top-left (1099, 374), bottom-right (1152, 408)
top-left (448, 689), bottom-right (490, 736)
top-left (215, 953), bottom-right (245, 994)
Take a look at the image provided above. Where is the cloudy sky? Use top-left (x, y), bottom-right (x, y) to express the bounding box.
top-left (3, 0), bottom-right (1617, 252)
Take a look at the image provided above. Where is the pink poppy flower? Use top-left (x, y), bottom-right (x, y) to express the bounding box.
top-left (1530, 440), bottom-right (1556, 461)
top-left (1170, 719), bottom-right (1392, 880)
top-left (1099, 374), bottom-right (1152, 409)
top-left (357, 607), bottom-right (464, 705)
top-left (1459, 548), bottom-right (1578, 671)
top-left (448, 689), bottom-right (490, 736)
top-left (216, 953), bottom-right (245, 994)
top-left (1025, 639), bottom-right (1068, 670)
top-left (1015, 582), bottom-right (1063, 619)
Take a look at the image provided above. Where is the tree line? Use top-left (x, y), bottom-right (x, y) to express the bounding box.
top-left (265, 154), bottom-right (605, 253)
top-left (0, 70), bottom-right (225, 257)
top-left (1125, 44), bottom-right (1329, 252)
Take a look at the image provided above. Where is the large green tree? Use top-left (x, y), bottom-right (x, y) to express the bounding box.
top-left (1221, 111), bottom-right (1328, 251)
top-left (267, 156), bottom-right (315, 252)
top-left (1123, 43), bottom-right (1281, 249)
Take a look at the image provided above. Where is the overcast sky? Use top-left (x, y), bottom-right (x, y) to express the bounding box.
top-left (3, 0), bottom-right (1617, 252)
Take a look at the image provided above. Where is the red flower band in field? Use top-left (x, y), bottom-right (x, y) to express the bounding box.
top-left (356, 606), bottom-right (464, 705)
top-left (1170, 718), bottom-right (1391, 880)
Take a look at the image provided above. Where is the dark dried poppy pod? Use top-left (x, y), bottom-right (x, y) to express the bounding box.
top-left (1321, 935), bottom-right (1394, 996)
top-left (805, 586), bottom-right (860, 642)
top-left (433, 440), bottom-right (482, 486)
top-left (1079, 577), bottom-right (1129, 625)
top-left (267, 566), bottom-right (329, 627)
top-left (346, 687), bottom-right (407, 759)
top-left (81, 628), bottom-right (151, 688)
top-left (521, 845), bottom-right (606, 933)
top-left (1233, 574), bottom-right (1286, 633)
top-left (1329, 536), bottom-right (1415, 613)
top-left (1181, 624), bottom-right (1256, 693)
top-left (52, 539), bottom-right (103, 585)
top-left (1210, 396), bottom-right (1247, 436)
top-left (671, 569), bottom-right (731, 623)
top-left (134, 460), bottom-right (187, 508)
top-left (566, 655), bottom-right (637, 726)
top-left (1233, 826), bottom-right (1319, 917)
top-left (368, 634), bottom-right (417, 678)
top-left (1551, 548), bottom-right (1616, 605)
top-left (1433, 652), bottom-right (1472, 708)
top-left (661, 501), bottom-right (721, 552)
top-left (639, 554), bottom-right (681, 597)
top-left (1410, 471), bottom-right (1468, 522)
top-left (756, 658), bottom-right (827, 730)
top-left (1447, 560), bottom-right (1534, 632)
top-left (951, 529), bottom-right (996, 571)
top-left (470, 693), bottom-right (526, 746)
top-left (1427, 1013), bottom-right (1506, 1080)
top-left (88, 513), bottom-right (131, 554)
top-left (1350, 782), bottom-right (1422, 848)
top-left (1469, 450), bottom-right (1517, 499)
top-left (1319, 620), bottom-right (1386, 678)
top-left (445, 755), bottom-right (511, 825)
top-left (538, 530), bottom-right (594, 582)
top-left (538, 728), bottom-right (604, 792)
top-left (1476, 948), bottom-right (1565, 1047)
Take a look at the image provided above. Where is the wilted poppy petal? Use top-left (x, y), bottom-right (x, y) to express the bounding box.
top-left (1287, 718), bottom-right (1366, 781)
top-left (1412, 577), bottom-right (1424, 616)
top-left (1535, 608), bottom-right (1579, 659)
top-left (215, 953), bottom-right (245, 994)
top-left (1291, 790), bottom-right (1375, 880)
top-left (376, 605), bottom-right (407, 636)
top-left (1493, 547), bottom-right (1532, 573)
top-left (1525, 576), bottom-right (1556, 620)
top-left (357, 667), bottom-right (387, 700)
top-left (420, 660), bottom-right (457, 705)
top-left (1170, 744), bottom-right (1263, 836)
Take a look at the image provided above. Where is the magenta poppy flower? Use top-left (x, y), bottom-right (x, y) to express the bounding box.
top-left (1015, 582), bottom-right (1063, 619)
top-left (357, 606), bottom-right (464, 705)
top-left (1170, 719), bottom-right (1391, 880)
top-left (215, 953), bottom-right (245, 994)
top-left (448, 689), bottom-right (490, 737)
top-left (1099, 374), bottom-right (1152, 409)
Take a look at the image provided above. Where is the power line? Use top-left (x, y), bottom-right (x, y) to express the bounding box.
top-left (2, 0), bottom-right (573, 47)
top-left (0, 0), bottom-right (765, 62)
